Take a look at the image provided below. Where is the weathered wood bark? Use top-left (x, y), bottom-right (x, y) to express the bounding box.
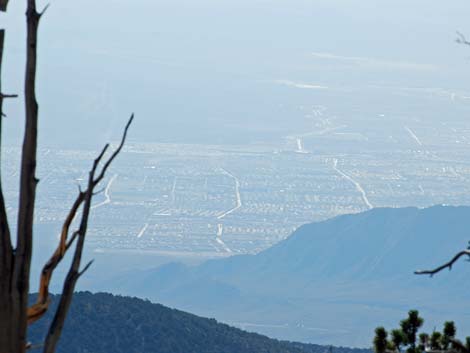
top-left (43, 153), bottom-right (102, 353)
top-left (27, 194), bottom-right (85, 325)
top-left (9, 1), bottom-right (41, 352)
top-left (0, 1), bottom-right (134, 351)
top-left (42, 114), bottom-right (133, 353)
top-left (0, 0), bottom-right (9, 12)
top-left (0, 28), bottom-right (15, 353)
top-left (415, 249), bottom-right (470, 276)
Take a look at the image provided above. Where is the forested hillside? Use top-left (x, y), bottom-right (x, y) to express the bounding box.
top-left (28, 292), bottom-right (371, 353)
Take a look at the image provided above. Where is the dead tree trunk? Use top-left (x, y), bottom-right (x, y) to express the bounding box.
top-left (0, 1), bottom-right (134, 352)
top-left (0, 0), bottom-right (9, 12)
top-left (0, 26), bottom-right (15, 353)
top-left (11, 2), bottom-right (41, 351)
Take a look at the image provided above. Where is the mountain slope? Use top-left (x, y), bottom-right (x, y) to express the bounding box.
top-left (28, 292), bottom-right (370, 353)
top-left (107, 205), bottom-right (470, 346)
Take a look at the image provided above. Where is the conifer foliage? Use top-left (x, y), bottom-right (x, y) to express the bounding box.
top-left (373, 311), bottom-right (467, 353)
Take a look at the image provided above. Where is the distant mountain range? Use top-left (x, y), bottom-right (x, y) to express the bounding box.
top-left (28, 292), bottom-right (371, 353)
top-left (104, 205), bottom-right (470, 347)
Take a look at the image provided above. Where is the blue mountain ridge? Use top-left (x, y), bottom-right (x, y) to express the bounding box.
top-left (106, 205), bottom-right (470, 347)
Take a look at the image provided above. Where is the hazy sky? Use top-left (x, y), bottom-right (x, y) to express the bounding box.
top-left (2, 0), bottom-right (470, 147)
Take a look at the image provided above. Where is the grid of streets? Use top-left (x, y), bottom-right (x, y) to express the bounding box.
top-left (4, 102), bottom-right (470, 256)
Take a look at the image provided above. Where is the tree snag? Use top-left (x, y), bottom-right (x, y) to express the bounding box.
top-left (0, 1), bottom-right (134, 352)
top-left (0, 0), bottom-right (8, 12)
top-left (415, 249), bottom-right (470, 276)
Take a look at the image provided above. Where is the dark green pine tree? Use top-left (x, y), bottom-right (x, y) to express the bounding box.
top-left (465, 336), bottom-right (470, 351)
top-left (418, 333), bottom-right (429, 352)
top-left (391, 329), bottom-right (406, 353)
top-left (374, 327), bottom-right (388, 353)
top-left (441, 321), bottom-right (456, 350)
top-left (400, 310), bottom-right (424, 353)
top-left (430, 332), bottom-right (443, 351)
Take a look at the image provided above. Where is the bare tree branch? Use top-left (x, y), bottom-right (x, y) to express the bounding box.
top-left (0, 0), bottom-right (9, 12)
top-left (0, 25), bottom-right (15, 353)
top-left (77, 260), bottom-right (94, 278)
top-left (93, 114), bottom-right (134, 186)
top-left (26, 114), bottom-right (133, 329)
top-left (92, 187), bottom-right (106, 196)
top-left (42, 114), bottom-right (133, 353)
top-left (0, 29), bottom-right (12, 269)
top-left (11, 2), bottom-right (42, 350)
top-left (39, 3), bottom-right (50, 17)
top-left (0, 0), bottom-right (134, 349)
top-left (26, 192), bottom-right (85, 325)
top-left (415, 250), bottom-right (470, 276)
top-left (456, 31), bottom-right (470, 46)
top-left (0, 93), bottom-right (18, 99)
